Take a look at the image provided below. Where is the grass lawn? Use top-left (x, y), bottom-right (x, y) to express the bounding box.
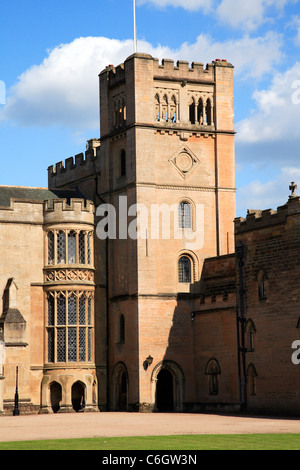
top-left (0, 434), bottom-right (300, 450)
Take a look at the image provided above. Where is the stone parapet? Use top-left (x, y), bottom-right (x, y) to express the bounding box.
top-left (235, 196), bottom-right (300, 234)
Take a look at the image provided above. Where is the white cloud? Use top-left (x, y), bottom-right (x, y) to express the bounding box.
top-left (138, 0), bottom-right (298, 30)
top-left (236, 167), bottom-right (300, 216)
top-left (137, 0), bottom-right (213, 12)
top-left (0, 37), bottom-right (136, 131)
top-left (216, 0), bottom-right (296, 31)
top-left (237, 62), bottom-right (300, 143)
top-left (0, 32), bottom-right (284, 133)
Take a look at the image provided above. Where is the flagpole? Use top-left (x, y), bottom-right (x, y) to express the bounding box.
top-left (133, 0), bottom-right (137, 53)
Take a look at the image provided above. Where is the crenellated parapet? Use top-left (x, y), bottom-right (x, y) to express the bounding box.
top-left (48, 139), bottom-right (100, 190)
top-left (102, 53), bottom-right (233, 84)
top-left (235, 196), bottom-right (300, 234)
top-left (44, 198), bottom-right (94, 226)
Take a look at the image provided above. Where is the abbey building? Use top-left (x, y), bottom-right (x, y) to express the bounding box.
top-left (0, 53), bottom-right (300, 416)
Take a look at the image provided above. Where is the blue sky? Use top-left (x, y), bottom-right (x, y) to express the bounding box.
top-left (0, 0), bottom-right (300, 217)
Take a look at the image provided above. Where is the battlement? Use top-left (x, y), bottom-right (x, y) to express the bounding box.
top-left (44, 198), bottom-right (95, 226)
top-left (48, 139), bottom-right (100, 189)
top-left (235, 196), bottom-right (300, 234)
top-left (100, 53), bottom-right (233, 86)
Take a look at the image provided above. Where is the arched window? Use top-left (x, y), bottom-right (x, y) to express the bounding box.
top-left (178, 256), bottom-right (192, 283)
top-left (178, 202), bottom-right (192, 229)
top-left (154, 94), bottom-right (160, 121)
top-left (120, 149), bottom-right (126, 177)
top-left (205, 98), bottom-right (212, 125)
top-left (257, 269), bottom-right (267, 300)
top-left (197, 98), bottom-right (203, 125)
top-left (205, 359), bottom-right (221, 396)
top-left (162, 95), bottom-right (168, 122)
top-left (170, 95), bottom-right (176, 123)
top-left (120, 314), bottom-right (125, 343)
top-left (189, 98), bottom-right (196, 124)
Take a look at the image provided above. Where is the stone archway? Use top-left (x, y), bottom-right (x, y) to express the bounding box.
top-left (151, 360), bottom-right (184, 412)
top-left (50, 381), bottom-right (62, 413)
top-left (111, 362), bottom-right (128, 411)
top-left (71, 381), bottom-right (86, 412)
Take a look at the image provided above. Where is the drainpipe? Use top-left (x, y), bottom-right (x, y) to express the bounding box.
top-left (236, 241), bottom-right (247, 410)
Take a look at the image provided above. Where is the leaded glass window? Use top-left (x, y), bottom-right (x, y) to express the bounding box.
top-left (68, 327), bottom-right (77, 362)
top-left (68, 294), bottom-right (77, 325)
top-left (46, 291), bottom-right (94, 364)
top-left (87, 233), bottom-right (92, 265)
top-left (57, 295), bottom-right (66, 325)
top-left (57, 231), bottom-right (66, 264)
top-left (178, 256), bottom-right (192, 283)
top-left (79, 231), bottom-right (86, 264)
top-left (48, 328), bottom-right (54, 363)
top-left (57, 328), bottom-right (66, 362)
top-left (178, 202), bottom-right (192, 229)
top-left (48, 232), bottom-right (55, 265)
top-left (79, 328), bottom-right (86, 362)
top-left (68, 231), bottom-right (77, 264)
top-left (79, 295), bottom-right (86, 325)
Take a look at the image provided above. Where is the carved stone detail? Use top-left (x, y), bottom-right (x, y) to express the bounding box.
top-left (44, 269), bottom-right (94, 283)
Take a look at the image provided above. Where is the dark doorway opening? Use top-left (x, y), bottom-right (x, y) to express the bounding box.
top-left (72, 381), bottom-right (85, 412)
top-left (156, 369), bottom-right (174, 412)
top-left (50, 382), bottom-right (62, 413)
top-left (118, 371), bottom-right (128, 411)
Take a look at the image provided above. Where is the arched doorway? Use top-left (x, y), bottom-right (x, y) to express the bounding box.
top-left (72, 381), bottom-right (86, 412)
top-left (151, 360), bottom-right (184, 412)
top-left (111, 362), bottom-right (128, 411)
top-left (156, 369), bottom-right (174, 412)
top-left (50, 382), bottom-right (62, 413)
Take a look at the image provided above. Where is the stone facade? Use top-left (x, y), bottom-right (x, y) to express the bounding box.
top-left (0, 53), bottom-right (299, 416)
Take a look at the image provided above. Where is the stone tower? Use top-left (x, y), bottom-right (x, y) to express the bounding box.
top-left (49, 52), bottom-right (236, 411)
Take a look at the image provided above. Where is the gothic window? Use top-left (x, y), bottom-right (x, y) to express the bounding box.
top-left (57, 231), bottom-right (66, 264)
top-left (68, 231), bottom-right (77, 264)
top-left (189, 98), bottom-right (196, 124)
top-left (206, 359), bottom-right (221, 396)
top-left (178, 256), bottom-right (192, 283)
top-left (154, 94), bottom-right (160, 121)
top-left (178, 202), bottom-right (192, 229)
top-left (170, 95), bottom-right (176, 123)
top-left (162, 95), bottom-right (168, 122)
top-left (206, 98), bottom-right (212, 125)
top-left (197, 98), bottom-right (203, 125)
top-left (257, 269), bottom-right (267, 300)
top-left (46, 291), bottom-right (94, 364)
top-left (48, 232), bottom-right (55, 265)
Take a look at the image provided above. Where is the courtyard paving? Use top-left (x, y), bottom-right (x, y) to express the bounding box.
top-left (0, 412), bottom-right (300, 442)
